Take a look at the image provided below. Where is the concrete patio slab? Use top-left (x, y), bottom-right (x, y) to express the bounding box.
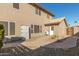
top-left (21, 36), bottom-right (58, 50)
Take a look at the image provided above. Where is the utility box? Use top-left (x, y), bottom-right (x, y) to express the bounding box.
top-left (20, 25), bottom-right (31, 40)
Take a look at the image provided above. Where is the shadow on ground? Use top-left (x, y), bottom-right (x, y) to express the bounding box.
top-left (1, 32), bottom-right (79, 56)
top-left (31, 32), bottom-right (79, 56)
top-left (3, 37), bottom-right (26, 44)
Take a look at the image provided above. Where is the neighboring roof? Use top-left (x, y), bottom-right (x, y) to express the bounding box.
top-left (71, 25), bottom-right (79, 28)
top-left (45, 17), bottom-right (68, 27)
top-left (29, 3), bottom-right (54, 16)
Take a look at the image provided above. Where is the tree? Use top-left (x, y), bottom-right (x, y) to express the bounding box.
top-left (0, 24), bottom-right (4, 49)
top-left (75, 21), bottom-right (77, 23)
top-left (75, 21), bottom-right (78, 26)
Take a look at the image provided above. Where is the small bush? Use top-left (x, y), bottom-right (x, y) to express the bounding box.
top-left (51, 35), bottom-right (59, 39)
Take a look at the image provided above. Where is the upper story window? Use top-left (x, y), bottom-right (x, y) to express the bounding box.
top-left (51, 26), bottom-right (54, 30)
top-left (35, 8), bottom-right (39, 14)
top-left (13, 3), bottom-right (19, 9)
top-left (35, 8), bottom-right (41, 16)
top-left (39, 10), bottom-right (41, 16)
top-left (47, 14), bottom-right (50, 19)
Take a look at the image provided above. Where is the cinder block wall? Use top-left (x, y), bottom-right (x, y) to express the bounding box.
top-left (53, 20), bottom-right (70, 39)
top-left (74, 26), bottom-right (79, 35)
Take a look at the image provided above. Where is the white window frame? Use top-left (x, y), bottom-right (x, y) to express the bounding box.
top-left (9, 21), bottom-right (16, 37)
top-left (0, 19), bottom-right (16, 38)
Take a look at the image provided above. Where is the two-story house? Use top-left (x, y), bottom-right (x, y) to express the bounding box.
top-left (0, 3), bottom-right (55, 39)
top-left (0, 3), bottom-right (68, 40)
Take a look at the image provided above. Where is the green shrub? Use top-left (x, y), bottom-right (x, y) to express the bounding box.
top-left (0, 24), bottom-right (4, 49)
top-left (51, 35), bottom-right (59, 39)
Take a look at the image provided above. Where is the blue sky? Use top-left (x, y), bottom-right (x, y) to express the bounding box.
top-left (40, 3), bottom-right (79, 26)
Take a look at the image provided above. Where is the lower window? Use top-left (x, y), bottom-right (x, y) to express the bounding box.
top-left (0, 21), bottom-right (15, 36)
top-left (34, 25), bottom-right (39, 33)
top-left (10, 22), bottom-right (15, 35)
top-left (0, 21), bottom-right (8, 36)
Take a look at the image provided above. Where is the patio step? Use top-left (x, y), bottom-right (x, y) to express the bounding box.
top-left (0, 44), bottom-right (32, 56)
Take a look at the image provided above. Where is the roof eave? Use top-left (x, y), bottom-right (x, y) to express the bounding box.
top-left (29, 3), bottom-right (55, 17)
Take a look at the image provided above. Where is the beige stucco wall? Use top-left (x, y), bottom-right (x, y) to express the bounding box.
top-left (0, 3), bottom-right (53, 38)
top-left (54, 20), bottom-right (69, 39)
top-left (74, 26), bottom-right (79, 35)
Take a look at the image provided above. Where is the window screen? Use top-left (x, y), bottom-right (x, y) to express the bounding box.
top-left (13, 3), bottom-right (19, 9)
top-left (39, 26), bottom-right (42, 32)
top-left (39, 10), bottom-right (41, 16)
top-left (31, 24), bottom-right (34, 33)
top-left (10, 22), bottom-right (15, 35)
top-left (51, 26), bottom-right (54, 30)
top-left (34, 25), bottom-right (39, 33)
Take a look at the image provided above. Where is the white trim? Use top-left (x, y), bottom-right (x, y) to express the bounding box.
top-left (8, 21), bottom-right (10, 36)
top-left (0, 18), bottom-right (16, 23)
top-left (9, 21), bottom-right (16, 36)
top-left (0, 20), bottom-right (16, 37)
top-left (5, 35), bottom-right (16, 38)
